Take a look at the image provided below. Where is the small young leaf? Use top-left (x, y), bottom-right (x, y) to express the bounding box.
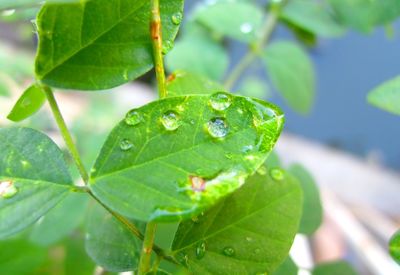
top-left (30, 193), bottom-right (89, 246)
top-left (389, 230), bottom-right (400, 265)
top-left (171, 167), bottom-right (303, 274)
top-left (281, 0), bottom-right (345, 38)
top-left (0, 239), bottom-right (47, 274)
top-left (166, 23), bottom-right (228, 81)
top-left (35, 0), bottom-right (183, 90)
top-left (273, 257), bottom-right (298, 275)
top-left (0, 127), bottom-right (73, 239)
top-left (312, 260), bottom-right (358, 275)
top-left (367, 76), bottom-right (400, 115)
top-left (7, 83), bottom-right (46, 122)
top-left (194, 2), bottom-right (263, 43)
top-left (166, 70), bottom-right (224, 97)
top-left (263, 41), bottom-right (315, 114)
top-left (85, 202), bottom-right (144, 272)
top-left (289, 164), bottom-right (323, 235)
top-left (89, 94), bottom-right (284, 222)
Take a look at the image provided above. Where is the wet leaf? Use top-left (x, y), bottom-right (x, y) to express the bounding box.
top-left (85, 202), bottom-right (144, 272)
top-left (263, 41), bottom-right (315, 114)
top-left (166, 70), bottom-right (224, 97)
top-left (312, 260), bottom-right (358, 275)
top-left (289, 164), bottom-right (323, 235)
top-left (389, 230), bottom-right (400, 265)
top-left (7, 83), bottom-right (46, 122)
top-left (0, 127), bottom-right (73, 239)
top-left (30, 193), bottom-right (89, 246)
top-left (367, 76), bottom-right (400, 115)
top-left (35, 0), bottom-right (183, 90)
top-left (172, 167), bottom-right (302, 274)
top-left (194, 1), bottom-right (263, 43)
top-left (89, 94), bottom-right (284, 222)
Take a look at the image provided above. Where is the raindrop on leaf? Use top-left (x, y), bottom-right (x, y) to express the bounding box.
top-left (125, 109), bottom-right (142, 126)
top-left (207, 117), bottom-right (229, 138)
top-left (270, 168), bottom-right (285, 181)
top-left (161, 110), bottom-right (181, 131)
top-left (209, 92), bottom-right (232, 111)
top-left (162, 40), bottom-right (174, 55)
top-left (196, 241), bottom-right (206, 259)
top-left (119, 139), bottom-right (133, 151)
top-left (171, 12), bottom-right (183, 25)
top-left (223, 247), bottom-right (235, 257)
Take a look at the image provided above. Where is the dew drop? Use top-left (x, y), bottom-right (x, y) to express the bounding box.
top-left (207, 117), bottom-right (229, 138)
top-left (209, 92), bottom-right (232, 111)
top-left (171, 12), bottom-right (183, 25)
top-left (195, 241), bottom-right (206, 259)
top-left (240, 22), bottom-right (253, 34)
top-left (223, 247), bottom-right (235, 257)
top-left (269, 168), bottom-right (285, 181)
top-left (125, 109), bottom-right (142, 126)
top-left (176, 252), bottom-right (189, 267)
top-left (119, 139), bottom-right (133, 151)
top-left (0, 180), bottom-right (18, 199)
top-left (257, 165), bottom-right (267, 175)
top-left (190, 176), bottom-right (206, 192)
top-left (246, 236), bottom-right (253, 242)
top-left (161, 110), bottom-right (180, 131)
top-left (162, 40), bottom-right (174, 55)
top-left (242, 145), bottom-right (254, 153)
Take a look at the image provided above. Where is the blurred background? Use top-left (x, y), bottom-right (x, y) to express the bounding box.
top-left (0, 0), bottom-right (400, 274)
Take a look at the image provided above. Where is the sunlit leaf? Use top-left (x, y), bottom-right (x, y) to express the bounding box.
top-left (0, 127), bottom-right (73, 239)
top-left (389, 230), bottom-right (400, 265)
top-left (35, 0), bottom-right (183, 90)
top-left (89, 94), bottom-right (284, 222)
top-left (367, 76), bottom-right (400, 115)
top-left (171, 167), bottom-right (302, 274)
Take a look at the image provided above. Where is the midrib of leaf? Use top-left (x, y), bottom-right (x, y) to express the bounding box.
top-left (38, 0), bottom-right (147, 79)
top-left (173, 189), bottom-right (299, 253)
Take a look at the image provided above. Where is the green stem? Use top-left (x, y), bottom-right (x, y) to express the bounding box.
top-left (223, 4), bottom-right (283, 91)
top-left (43, 86), bottom-right (89, 183)
top-left (151, 0), bottom-right (167, 98)
top-left (138, 222), bottom-right (158, 274)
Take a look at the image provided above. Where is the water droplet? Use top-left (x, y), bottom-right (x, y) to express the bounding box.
top-left (257, 165), bottom-right (267, 175)
top-left (242, 145), bottom-right (254, 153)
top-left (125, 109), bottom-right (142, 126)
top-left (223, 247), bottom-right (235, 257)
top-left (161, 110), bottom-right (180, 131)
top-left (269, 168), bottom-right (285, 181)
top-left (189, 119), bottom-right (195, 125)
top-left (171, 12), bottom-right (183, 25)
top-left (207, 117), bottom-right (229, 138)
top-left (31, 19), bottom-right (38, 33)
top-left (176, 252), bottom-right (189, 267)
top-left (246, 236), bottom-right (253, 242)
top-left (0, 180), bottom-right (18, 199)
top-left (195, 241), bottom-right (206, 259)
top-left (240, 22), bottom-right (253, 34)
top-left (120, 139), bottom-right (133, 151)
top-left (162, 40), bottom-right (174, 55)
top-left (209, 92), bottom-right (232, 111)
top-left (190, 176), bottom-right (206, 192)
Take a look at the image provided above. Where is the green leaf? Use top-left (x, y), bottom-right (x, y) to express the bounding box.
top-left (171, 167), bottom-right (303, 274)
top-left (389, 230), bottom-right (400, 265)
top-left (166, 70), bottom-right (224, 97)
top-left (35, 0), bottom-right (183, 90)
top-left (194, 2), bottom-right (263, 43)
top-left (273, 257), bottom-right (298, 275)
top-left (65, 237), bottom-right (96, 275)
top-left (85, 202), bottom-right (143, 272)
top-left (165, 24), bottom-right (228, 81)
top-left (329, 0), bottom-right (400, 33)
top-left (281, 0), bottom-right (345, 38)
top-left (238, 76), bottom-right (271, 100)
top-left (0, 239), bottom-right (47, 274)
top-left (263, 41), bottom-right (315, 114)
top-left (7, 83), bottom-right (46, 122)
top-left (264, 151), bottom-right (281, 168)
top-left (312, 260), bottom-right (358, 275)
top-left (0, 127), bottom-right (73, 239)
top-left (89, 94), bottom-right (284, 222)
top-left (30, 193), bottom-right (89, 246)
top-left (367, 76), bottom-right (400, 115)
top-left (289, 164), bottom-right (322, 235)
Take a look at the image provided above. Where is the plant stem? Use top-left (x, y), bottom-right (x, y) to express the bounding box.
top-left (43, 86), bottom-right (89, 183)
top-left (138, 222), bottom-right (158, 274)
top-left (223, 5), bottom-right (282, 91)
top-left (151, 0), bottom-right (167, 98)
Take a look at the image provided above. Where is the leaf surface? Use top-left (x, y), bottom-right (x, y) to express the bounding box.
top-left (0, 127), bottom-right (72, 239)
top-left (35, 0), bottom-right (183, 90)
top-left (85, 202), bottom-right (143, 272)
top-left (289, 164), bottom-right (322, 235)
top-left (171, 167), bottom-right (302, 274)
top-left (312, 260), bottom-right (357, 275)
top-left (389, 230), bottom-right (400, 265)
top-left (89, 94), bottom-right (284, 222)
top-left (273, 257), bottom-right (298, 275)
top-left (7, 83), bottom-right (46, 122)
top-left (367, 76), bottom-right (400, 115)
top-left (263, 41), bottom-right (315, 114)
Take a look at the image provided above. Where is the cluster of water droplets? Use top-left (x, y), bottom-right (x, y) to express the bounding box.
top-left (0, 180), bottom-right (18, 199)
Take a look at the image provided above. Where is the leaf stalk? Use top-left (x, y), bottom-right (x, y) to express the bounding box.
top-left (138, 221), bottom-right (158, 274)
